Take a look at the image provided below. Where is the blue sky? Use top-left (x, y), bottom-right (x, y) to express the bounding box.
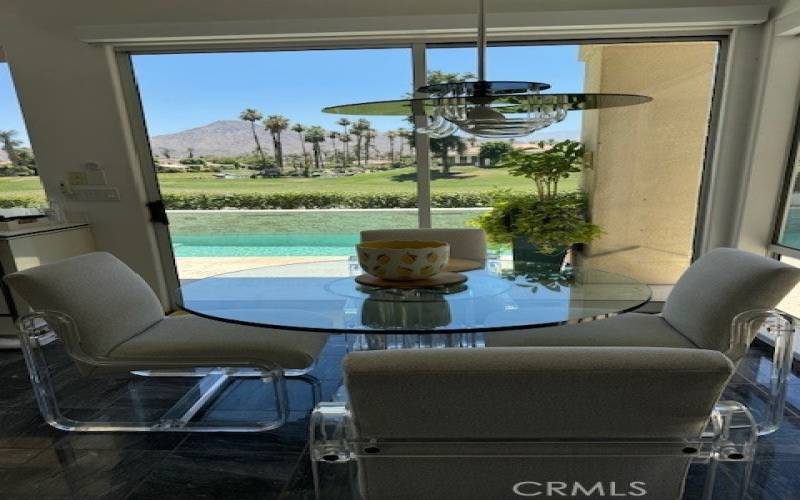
top-left (132, 45), bottom-right (583, 138)
top-left (1, 45), bottom-right (584, 146)
top-left (0, 64), bottom-right (31, 146)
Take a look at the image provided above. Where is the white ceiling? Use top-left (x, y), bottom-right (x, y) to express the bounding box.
top-left (3, 0), bottom-right (781, 27)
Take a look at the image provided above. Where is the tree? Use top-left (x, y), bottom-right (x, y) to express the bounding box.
top-left (305, 126), bottom-right (327, 175)
top-left (479, 141), bottom-right (515, 166)
top-left (239, 108), bottom-right (267, 168)
top-left (351, 119), bottom-right (370, 166)
top-left (291, 123), bottom-right (309, 171)
top-left (386, 130), bottom-right (396, 162)
top-left (396, 128), bottom-right (410, 158)
top-left (327, 130), bottom-right (339, 165)
top-left (0, 130), bottom-right (22, 166)
top-left (430, 135), bottom-right (466, 175)
top-left (339, 134), bottom-right (351, 167)
top-left (264, 115), bottom-right (289, 172)
top-left (16, 150), bottom-right (37, 175)
top-left (426, 70), bottom-right (476, 85)
top-left (186, 147), bottom-right (195, 159)
top-left (336, 118), bottom-right (351, 165)
top-left (364, 129), bottom-right (377, 165)
top-left (467, 136), bottom-right (478, 148)
top-left (160, 148), bottom-right (172, 159)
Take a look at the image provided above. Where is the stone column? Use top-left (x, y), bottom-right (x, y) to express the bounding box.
top-left (576, 42), bottom-right (718, 286)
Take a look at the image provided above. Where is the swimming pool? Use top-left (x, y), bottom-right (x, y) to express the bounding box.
top-left (168, 209), bottom-right (493, 257)
top-left (172, 233), bottom-right (359, 257)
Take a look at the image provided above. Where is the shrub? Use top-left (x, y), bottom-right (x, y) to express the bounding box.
top-left (0, 196), bottom-right (47, 208)
top-left (161, 191), bottom-right (500, 210)
top-left (179, 158), bottom-right (207, 166)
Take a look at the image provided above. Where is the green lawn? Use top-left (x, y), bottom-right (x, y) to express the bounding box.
top-left (0, 166), bottom-right (580, 199)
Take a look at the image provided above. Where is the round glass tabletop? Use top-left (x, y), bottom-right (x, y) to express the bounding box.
top-left (176, 260), bottom-right (651, 334)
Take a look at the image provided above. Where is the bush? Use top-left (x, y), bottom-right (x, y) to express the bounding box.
top-left (0, 196), bottom-right (47, 208)
top-left (179, 158), bottom-right (206, 166)
top-left (162, 191), bottom-right (499, 210)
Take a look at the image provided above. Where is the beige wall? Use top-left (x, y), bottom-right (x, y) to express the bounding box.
top-left (577, 42), bottom-right (718, 284)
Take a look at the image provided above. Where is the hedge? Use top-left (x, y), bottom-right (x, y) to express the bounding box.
top-left (0, 197), bottom-right (47, 208)
top-left (161, 192), bottom-right (498, 210)
top-left (0, 192), bottom-right (502, 210)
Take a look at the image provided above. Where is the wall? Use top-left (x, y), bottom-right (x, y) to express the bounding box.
top-left (0, 0), bottom-right (782, 305)
top-left (577, 42), bottom-right (718, 284)
top-left (0, 21), bottom-right (170, 304)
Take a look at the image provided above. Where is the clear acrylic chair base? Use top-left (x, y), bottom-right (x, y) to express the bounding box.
top-left (18, 312), bottom-right (290, 433)
top-left (730, 309), bottom-right (797, 435)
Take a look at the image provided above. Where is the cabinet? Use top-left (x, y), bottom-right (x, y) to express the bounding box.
top-left (0, 223), bottom-right (95, 347)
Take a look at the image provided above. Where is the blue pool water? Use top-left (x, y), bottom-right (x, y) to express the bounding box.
top-left (782, 207), bottom-right (800, 249)
top-left (172, 233), bottom-right (359, 257)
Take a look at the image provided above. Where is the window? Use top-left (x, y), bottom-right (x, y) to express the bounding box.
top-left (427, 41), bottom-right (720, 288)
top-left (129, 40), bottom-right (721, 283)
top-left (0, 60), bottom-right (45, 207)
top-left (131, 48), bottom-right (414, 279)
top-left (772, 106), bottom-right (800, 318)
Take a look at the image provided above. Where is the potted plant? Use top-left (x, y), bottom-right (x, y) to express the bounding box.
top-left (473, 140), bottom-right (603, 267)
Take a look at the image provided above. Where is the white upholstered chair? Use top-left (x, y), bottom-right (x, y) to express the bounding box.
top-left (311, 347), bottom-right (757, 500)
top-left (360, 228), bottom-right (487, 262)
top-left (486, 247), bottom-right (800, 434)
top-left (5, 252), bottom-right (329, 432)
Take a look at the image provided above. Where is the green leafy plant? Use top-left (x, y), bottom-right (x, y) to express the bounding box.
top-left (474, 140), bottom-right (603, 254)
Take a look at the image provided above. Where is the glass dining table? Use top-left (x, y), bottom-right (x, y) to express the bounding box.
top-left (176, 259), bottom-right (651, 348)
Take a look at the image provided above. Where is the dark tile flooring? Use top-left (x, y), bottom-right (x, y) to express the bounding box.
top-left (0, 336), bottom-right (798, 499)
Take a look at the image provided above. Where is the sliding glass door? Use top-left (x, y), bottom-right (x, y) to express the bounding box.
top-left (131, 48), bottom-right (415, 279)
top-left (128, 38), bottom-right (722, 286)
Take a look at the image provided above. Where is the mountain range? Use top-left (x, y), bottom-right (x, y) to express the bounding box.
top-left (0, 120), bottom-right (580, 161)
top-left (147, 120), bottom-right (580, 158)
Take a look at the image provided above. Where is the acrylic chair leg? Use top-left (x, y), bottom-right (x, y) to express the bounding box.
top-left (289, 373), bottom-right (323, 406)
top-left (760, 322), bottom-right (796, 435)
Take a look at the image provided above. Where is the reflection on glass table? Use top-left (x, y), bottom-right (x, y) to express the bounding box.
top-left (176, 259), bottom-right (651, 334)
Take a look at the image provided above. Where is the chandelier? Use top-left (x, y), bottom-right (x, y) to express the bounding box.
top-left (322, 0), bottom-right (652, 138)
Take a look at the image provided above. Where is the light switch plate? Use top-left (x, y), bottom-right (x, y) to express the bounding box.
top-left (70, 187), bottom-right (120, 202)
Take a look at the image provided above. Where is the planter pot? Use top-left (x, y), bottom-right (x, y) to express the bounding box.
top-left (512, 237), bottom-right (568, 271)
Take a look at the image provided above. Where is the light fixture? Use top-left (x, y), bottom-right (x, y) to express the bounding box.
top-left (322, 0), bottom-right (652, 138)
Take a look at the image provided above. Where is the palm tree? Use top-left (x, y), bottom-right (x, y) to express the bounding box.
top-left (339, 134), bottom-right (351, 168)
top-left (0, 130), bottom-right (22, 166)
top-left (160, 148), bottom-right (172, 159)
top-left (305, 126), bottom-right (327, 175)
top-left (336, 118), bottom-right (351, 165)
top-left (396, 128), bottom-right (409, 159)
top-left (327, 130), bottom-right (339, 165)
top-left (386, 130), bottom-right (396, 162)
top-left (351, 119), bottom-right (371, 166)
top-left (186, 147), bottom-right (195, 159)
top-left (364, 129), bottom-right (378, 165)
top-left (467, 136), bottom-right (478, 148)
top-left (264, 115), bottom-right (289, 172)
top-left (239, 108), bottom-right (267, 168)
top-left (291, 123), bottom-right (309, 170)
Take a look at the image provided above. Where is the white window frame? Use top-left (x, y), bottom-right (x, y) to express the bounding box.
top-left (110, 32), bottom-right (734, 305)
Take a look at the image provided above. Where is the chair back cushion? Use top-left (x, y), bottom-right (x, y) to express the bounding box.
top-left (344, 346), bottom-right (733, 440)
top-left (5, 252), bottom-right (164, 357)
top-left (360, 228), bottom-right (487, 262)
top-left (662, 247), bottom-right (800, 352)
top-left (344, 347), bottom-right (733, 500)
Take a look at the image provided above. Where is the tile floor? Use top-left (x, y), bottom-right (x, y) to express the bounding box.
top-left (0, 336), bottom-right (797, 500)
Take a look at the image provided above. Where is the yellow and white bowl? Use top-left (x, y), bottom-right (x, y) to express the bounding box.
top-left (356, 240), bottom-right (450, 281)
